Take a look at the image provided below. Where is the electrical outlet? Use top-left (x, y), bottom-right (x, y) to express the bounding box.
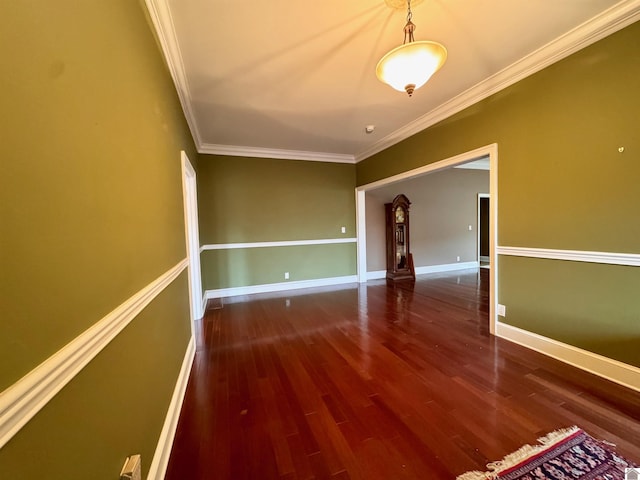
top-left (497, 304), bottom-right (506, 317)
top-left (468, 225), bottom-right (472, 231)
top-left (456, 256), bottom-right (460, 262)
top-left (284, 272), bottom-right (289, 280)
top-left (341, 226), bottom-right (346, 233)
top-left (120, 455), bottom-right (141, 480)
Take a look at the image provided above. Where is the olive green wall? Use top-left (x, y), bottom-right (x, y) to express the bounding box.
top-left (500, 257), bottom-right (639, 366)
top-left (357, 21), bottom-right (640, 367)
top-left (202, 244), bottom-right (357, 289)
top-left (198, 156), bottom-right (357, 290)
top-left (0, 1), bottom-right (197, 478)
top-left (0, 274), bottom-right (191, 479)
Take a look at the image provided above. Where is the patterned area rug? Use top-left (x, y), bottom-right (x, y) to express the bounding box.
top-left (457, 426), bottom-right (638, 480)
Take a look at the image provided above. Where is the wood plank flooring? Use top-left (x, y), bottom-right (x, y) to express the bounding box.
top-left (165, 269), bottom-right (640, 479)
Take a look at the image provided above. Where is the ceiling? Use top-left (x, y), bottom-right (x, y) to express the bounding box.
top-left (146, 0), bottom-right (639, 163)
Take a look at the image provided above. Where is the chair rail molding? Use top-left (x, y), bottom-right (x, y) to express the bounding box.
top-left (200, 238), bottom-right (357, 251)
top-left (497, 246), bottom-right (640, 266)
top-left (0, 259), bottom-right (188, 449)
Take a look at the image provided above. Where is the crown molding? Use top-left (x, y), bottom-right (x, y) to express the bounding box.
top-left (354, 0), bottom-right (640, 162)
top-left (199, 143), bottom-right (356, 164)
top-left (143, 0), bottom-right (355, 165)
top-left (144, 0), bottom-right (203, 147)
top-left (146, 0), bottom-right (640, 163)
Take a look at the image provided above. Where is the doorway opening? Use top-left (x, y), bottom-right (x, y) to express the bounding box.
top-left (355, 143), bottom-right (498, 334)
top-left (478, 193), bottom-right (490, 269)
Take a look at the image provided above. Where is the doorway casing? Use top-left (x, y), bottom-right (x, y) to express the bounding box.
top-left (355, 143), bottom-right (498, 334)
top-left (181, 151), bottom-right (203, 332)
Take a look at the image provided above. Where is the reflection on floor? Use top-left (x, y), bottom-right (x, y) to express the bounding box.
top-left (166, 268), bottom-right (640, 480)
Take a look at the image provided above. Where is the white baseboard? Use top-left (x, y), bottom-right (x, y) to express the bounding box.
top-left (367, 270), bottom-right (386, 280)
top-left (147, 336), bottom-right (195, 480)
top-left (414, 261), bottom-right (479, 275)
top-left (367, 262), bottom-right (479, 280)
top-left (204, 275), bottom-right (358, 300)
top-left (0, 259), bottom-right (188, 450)
top-left (495, 322), bottom-right (640, 392)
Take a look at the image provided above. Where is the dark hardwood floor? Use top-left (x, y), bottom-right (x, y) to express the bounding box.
top-left (165, 269), bottom-right (640, 479)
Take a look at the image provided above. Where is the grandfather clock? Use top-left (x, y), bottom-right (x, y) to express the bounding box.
top-left (385, 194), bottom-right (414, 281)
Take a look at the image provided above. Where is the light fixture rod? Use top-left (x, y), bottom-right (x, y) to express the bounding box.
top-left (403, 0), bottom-right (416, 44)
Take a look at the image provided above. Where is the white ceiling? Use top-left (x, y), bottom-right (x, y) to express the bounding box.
top-left (146, 0), bottom-right (640, 163)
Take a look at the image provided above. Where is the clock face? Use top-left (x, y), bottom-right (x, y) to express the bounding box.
top-left (395, 206), bottom-right (405, 223)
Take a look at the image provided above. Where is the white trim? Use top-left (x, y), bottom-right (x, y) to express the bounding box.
top-left (147, 337), bottom-right (195, 480)
top-left (145, 0), bottom-right (639, 163)
top-left (489, 147), bottom-right (499, 335)
top-left (368, 262), bottom-right (480, 280)
top-left (145, 1), bottom-right (639, 165)
top-left (356, 143), bottom-right (499, 335)
top-left (204, 275), bottom-right (358, 299)
top-left (181, 152), bottom-right (203, 326)
top-left (201, 295), bottom-right (209, 316)
top-left (200, 238), bottom-right (357, 251)
top-left (367, 270), bottom-right (387, 280)
top-left (496, 322), bottom-right (640, 392)
top-left (356, 190), bottom-right (368, 283)
top-left (143, 0), bottom-right (202, 148)
top-left (358, 145), bottom-right (496, 191)
top-left (198, 144), bottom-right (355, 164)
top-left (354, 0), bottom-right (640, 162)
top-left (414, 261), bottom-right (479, 275)
top-left (0, 259), bottom-right (188, 450)
top-left (497, 246), bottom-right (640, 267)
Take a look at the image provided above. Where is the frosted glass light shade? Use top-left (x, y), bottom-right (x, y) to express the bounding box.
top-left (376, 41), bottom-right (447, 96)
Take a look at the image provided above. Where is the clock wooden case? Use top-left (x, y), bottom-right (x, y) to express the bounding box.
top-left (385, 194), bottom-right (415, 281)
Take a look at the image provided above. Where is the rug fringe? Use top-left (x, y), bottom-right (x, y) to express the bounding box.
top-left (455, 426), bottom-right (580, 480)
top-left (456, 471), bottom-right (494, 480)
top-left (536, 425), bottom-right (580, 446)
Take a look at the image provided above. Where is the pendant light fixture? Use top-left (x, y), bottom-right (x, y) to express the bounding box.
top-left (376, 0), bottom-right (447, 96)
